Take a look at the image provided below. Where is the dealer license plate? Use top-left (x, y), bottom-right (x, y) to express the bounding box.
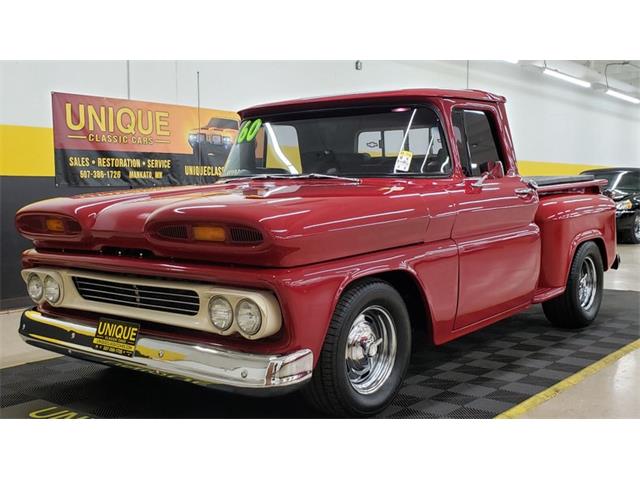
top-left (91, 319), bottom-right (140, 358)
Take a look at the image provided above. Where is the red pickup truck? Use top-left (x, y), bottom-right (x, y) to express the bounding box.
top-left (16, 89), bottom-right (619, 417)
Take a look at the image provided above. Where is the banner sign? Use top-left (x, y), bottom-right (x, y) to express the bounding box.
top-left (52, 92), bottom-right (239, 187)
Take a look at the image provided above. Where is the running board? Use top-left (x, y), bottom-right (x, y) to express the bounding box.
top-left (532, 287), bottom-right (565, 304)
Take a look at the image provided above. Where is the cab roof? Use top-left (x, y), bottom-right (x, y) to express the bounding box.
top-left (239, 88), bottom-right (506, 118)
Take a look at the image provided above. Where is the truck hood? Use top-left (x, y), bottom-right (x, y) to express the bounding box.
top-left (16, 179), bottom-right (434, 267)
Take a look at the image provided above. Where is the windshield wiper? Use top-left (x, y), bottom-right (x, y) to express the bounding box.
top-left (218, 173), bottom-right (360, 184)
top-left (217, 174), bottom-right (292, 183)
top-left (291, 173), bottom-right (360, 183)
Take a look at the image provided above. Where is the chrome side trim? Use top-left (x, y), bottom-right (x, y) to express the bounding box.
top-left (20, 309), bottom-right (312, 390)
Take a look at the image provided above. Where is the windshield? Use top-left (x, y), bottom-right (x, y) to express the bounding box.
top-left (221, 107), bottom-right (451, 178)
top-left (206, 118), bottom-right (239, 129)
top-left (589, 170), bottom-right (639, 193)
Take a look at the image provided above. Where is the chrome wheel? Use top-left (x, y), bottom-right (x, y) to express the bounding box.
top-left (634, 214), bottom-right (640, 239)
top-left (578, 256), bottom-right (597, 310)
top-left (345, 305), bottom-right (397, 395)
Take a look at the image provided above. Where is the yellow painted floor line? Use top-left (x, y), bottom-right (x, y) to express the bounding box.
top-left (495, 338), bottom-right (640, 419)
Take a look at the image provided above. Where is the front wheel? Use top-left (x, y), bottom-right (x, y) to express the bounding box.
top-left (620, 211), bottom-right (640, 244)
top-left (304, 279), bottom-right (411, 417)
top-left (542, 241), bottom-right (604, 328)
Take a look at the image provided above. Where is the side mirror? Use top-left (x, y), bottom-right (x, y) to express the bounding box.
top-left (487, 160), bottom-right (505, 179)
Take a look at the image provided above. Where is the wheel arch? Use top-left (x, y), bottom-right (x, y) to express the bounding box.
top-left (335, 269), bottom-right (435, 344)
top-left (589, 236), bottom-right (608, 270)
top-left (568, 232), bottom-right (609, 278)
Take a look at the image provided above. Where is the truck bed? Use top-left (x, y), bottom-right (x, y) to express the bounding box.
top-left (524, 174), bottom-right (594, 186)
top-left (523, 174), bottom-right (606, 195)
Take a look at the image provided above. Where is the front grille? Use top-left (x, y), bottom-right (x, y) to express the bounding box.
top-left (157, 225), bottom-right (189, 240)
top-left (73, 276), bottom-right (200, 316)
top-left (230, 227), bottom-right (263, 243)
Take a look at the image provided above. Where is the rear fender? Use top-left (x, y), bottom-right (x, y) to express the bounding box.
top-left (535, 194), bottom-right (616, 289)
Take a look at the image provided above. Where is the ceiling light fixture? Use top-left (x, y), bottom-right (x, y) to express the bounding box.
top-left (603, 62), bottom-right (640, 104)
top-left (503, 60), bottom-right (519, 64)
top-left (543, 68), bottom-right (591, 88)
top-left (605, 89), bottom-right (640, 104)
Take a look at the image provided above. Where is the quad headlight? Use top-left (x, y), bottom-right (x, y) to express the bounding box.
top-left (27, 274), bottom-right (43, 302)
top-left (208, 296), bottom-right (233, 331)
top-left (26, 273), bottom-right (62, 304)
top-left (236, 298), bottom-right (263, 336)
top-left (43, 275), bottom-right (61, 304)
top-left (208, 295), bottom-right (265, 336)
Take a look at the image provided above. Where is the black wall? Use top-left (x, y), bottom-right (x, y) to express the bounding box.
top-left (0, 176), bottom-right (119, 309)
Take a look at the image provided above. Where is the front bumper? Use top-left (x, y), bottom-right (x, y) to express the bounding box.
top-left (19, 308), bottom-right (313, 393)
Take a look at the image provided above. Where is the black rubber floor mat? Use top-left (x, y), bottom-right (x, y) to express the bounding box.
top-left (1, 289), bottom-right (638, 418)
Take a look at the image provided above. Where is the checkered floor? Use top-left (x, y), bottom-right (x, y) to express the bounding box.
top-left (1, 289), bottom-right (638, 418)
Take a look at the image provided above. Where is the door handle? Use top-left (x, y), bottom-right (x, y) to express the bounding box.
top-left (515, 187), bottom-right (534, 197)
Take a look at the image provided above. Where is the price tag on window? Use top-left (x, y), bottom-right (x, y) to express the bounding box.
top-left (394, 150), bottom-right (413, 172)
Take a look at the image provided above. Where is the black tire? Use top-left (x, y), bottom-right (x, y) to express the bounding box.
top-left (542, 241), bottom-right (604, 328)
top-left (619, 211), bottom-right (640, 244)
top-left (304, 279), bottom-right (411, 417)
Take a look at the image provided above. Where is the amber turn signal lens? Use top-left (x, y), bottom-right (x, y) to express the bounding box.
top-left (192, 225), bottom-right (226, 242)
top-left (46, 218), bottom-right (65, 232)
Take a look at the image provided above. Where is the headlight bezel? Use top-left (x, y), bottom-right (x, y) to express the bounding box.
top-left (208, 296), bottom-right (234, 331)
top-left (27, 273), bottom-right (44, 302)
top-left (43, 275), bottom-right (62, 304)
top-left (25, 272), bottom-right (64, 305)
top-left (235, 298), bottom-right (263, 336)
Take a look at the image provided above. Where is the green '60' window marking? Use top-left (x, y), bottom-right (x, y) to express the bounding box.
top-left (237, 119), bottom-right (263, 143)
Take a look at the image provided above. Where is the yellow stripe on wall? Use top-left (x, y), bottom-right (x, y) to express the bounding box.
top-left (0, 125), bottom-right (54, 176)
top-left (517, 160), bottom-right (606, 176)
top-left (0, 124), bottom-right (607, 178)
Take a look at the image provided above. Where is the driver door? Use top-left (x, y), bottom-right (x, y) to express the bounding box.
top-left (450, 107), bottom-right (540, 330)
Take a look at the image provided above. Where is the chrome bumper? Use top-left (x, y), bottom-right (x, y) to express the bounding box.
top-left (19, 309), bottom-right (313, 391)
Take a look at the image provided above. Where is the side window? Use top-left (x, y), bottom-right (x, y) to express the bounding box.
top-left (357, 129), bottom-right (404, 157)
top-left (453, 109), bottom-right (504, 177)
top-left (357, 131), bottom-right (382, 157)
top-left (408, 127), bottom-right (429, 154)
top-left (383, 130), bottom-right (404, 156)
top-left (622, 171), bottom-right (640, 190)
top-left (452, 110), bottom-right (472, 176)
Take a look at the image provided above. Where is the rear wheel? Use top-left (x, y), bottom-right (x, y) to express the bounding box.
top-left (304, 279), bottom-right (411, 417)
top-left (543, 241), bottom-right (604, 328)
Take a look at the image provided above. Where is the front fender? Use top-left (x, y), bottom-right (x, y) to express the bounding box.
top-left (278, 239), bottom-right (457, 359)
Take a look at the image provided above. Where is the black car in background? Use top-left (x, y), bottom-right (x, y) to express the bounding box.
top-left (582, 167), bottom-right (640, 244)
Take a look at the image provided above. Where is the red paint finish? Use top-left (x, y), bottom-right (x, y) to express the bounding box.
top-left (16, 89), bottom-right (618, 365)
